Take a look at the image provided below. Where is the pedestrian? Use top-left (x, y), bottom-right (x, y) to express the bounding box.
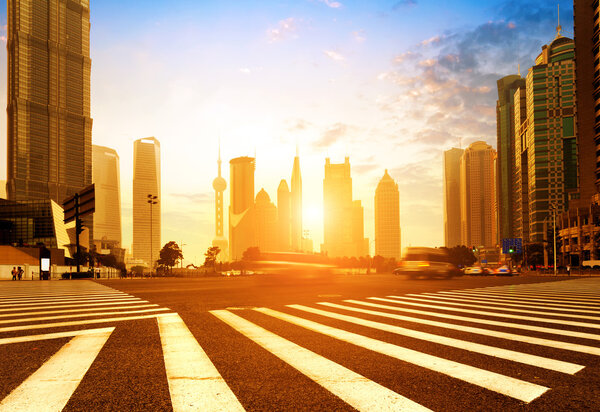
top-left (17, 266), bottom-right (23, 281)
top-left (11, 267), bottom-right (17, 281)
top-left (567, 264), bottom-right (571, 276)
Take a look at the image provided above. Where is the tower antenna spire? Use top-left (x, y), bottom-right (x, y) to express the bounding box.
top-left (555, 3), bottom-right (562, 39)
top-left (518, 62), bottom-right (521, 77)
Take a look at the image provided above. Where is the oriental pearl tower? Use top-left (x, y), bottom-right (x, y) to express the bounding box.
top-left (212, 144), bottom-right (228, 261)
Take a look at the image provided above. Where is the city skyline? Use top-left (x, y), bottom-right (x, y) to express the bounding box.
top-left (0, 1), bottom-right (576, 264)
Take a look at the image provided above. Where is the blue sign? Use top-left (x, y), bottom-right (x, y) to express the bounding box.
top-left (502, 238), bottom-right (523, 254)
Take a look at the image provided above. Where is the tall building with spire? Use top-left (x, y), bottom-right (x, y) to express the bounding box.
top-left (92, 145), bottom-right (122, 254)
top-left (212, 145), bottom-right (228, 261)
top-left (229, 157), bottom-right (256, 261)
top-left (7, 0), bottom-right (93, 203)
top-left (443, 148), bottom-right (464, 247)
top-left (290, 151), bottom-right (303, 251)
top-left (375, 170), bottom-right (401, 260)
top-left (277, 180), bottom-right (291, 251)
top-left (132, 137), bottom-right (161, 268)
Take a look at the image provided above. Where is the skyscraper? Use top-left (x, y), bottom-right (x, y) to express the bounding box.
top-left (443, 148), bottom-right (464, 247)
top-left (92, 145), bottom-right (122, 250)
top-left (496, 75), bottom-right (525, 241)
top-left (277, 179), bottom-right (291, 251)
top-left (7, 0), bottom-right (92, 203)
top-left (514, 32), bottom-right (577, 242)
top-left (229, 157), bottom-right (256, 261)
top-left (375, 170), bottom-right (401, 260)
top-left (460, 141), bottom-right (497, 248)
top-left (322, 157), bottom-right (367, 257)
top-left (254, 189), bottom-right (278, 252)
top-left (290, 153), bottom-right (303, 251)
top-left (212, 146), bottom-right (228, 262)
top-left (132, 137), bottom-right (161, 268)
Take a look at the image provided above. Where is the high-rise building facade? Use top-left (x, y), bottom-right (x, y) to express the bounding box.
top-left (254, 189), bottom-right (278, 252)
top-left (277, 179), bottom-right (291, 251)
top-left (7, 0), bottom-right (93, 203)
top-left (132, 137), bottom-right (161, 268)
top-left (514, 34), bottom-right (577, 242)
top-left (460, 141), bottom-right (497, 248)
top-left (92, 145), bottom-right (121, 249)
top-left (374, 170), bottom-right (401, 260)
top-left (322, 157), bottom-right (367, 257)
top-left (229, 157), bottom-right (255, 261)
top-left (513, 85), bottom-right (529, 241)
top-left (290, 154), bottom-right (303, 251)
top-left (443, 148), bottom-right (464, 247)
top-left (496, 75), bottom-right (525, 241)
top-left (212, 146), bottom-right (228, 262)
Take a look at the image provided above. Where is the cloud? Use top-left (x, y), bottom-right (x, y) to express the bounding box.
top-left (393, 0), bottom-right (417, 9)
top-left (323, 50), bottom-right (345, 61)
top-left (353, 163), bottom-right (379, 175)
top-left (314, 123), bottom-right (348, 148)
top-left (267, 17), bottom-right (299, 43)
top-left (393, 51), bottom-right (418, 64)
top-left (239, 68), bottom-right (251, 74)
top-left (353, 30), bottom-right (366, 43)
top-left (317, 0), bottom-right (342, 9)
top-left (170, 193), bottom-right (212, 203)
top-left (419, 35), bottom-right (444, 47)
top-left (286, 118), bottom-right (312, 132)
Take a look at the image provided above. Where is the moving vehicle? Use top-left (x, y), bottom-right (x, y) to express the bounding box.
top-left (492, 265), bottom-right (512, 276)
top-left (464, 266), bottom-right (484, 275)
top-left (395, 247), bottom-right (461, 279)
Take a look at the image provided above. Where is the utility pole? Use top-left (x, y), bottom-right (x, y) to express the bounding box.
top-left (147, 194), bottom-right (158, 275)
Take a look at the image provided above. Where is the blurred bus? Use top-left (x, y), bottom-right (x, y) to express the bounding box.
top-left (251, 251), bottom-right (336, 277)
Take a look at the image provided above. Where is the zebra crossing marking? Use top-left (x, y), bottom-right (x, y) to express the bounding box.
top-left (0, 304), bottom-right (159, 319)
top-left (0, 300), bottom-right (148, 313)
top-left (0, 328), bottom-right (114, 411)
top-left (0, 307), bottom-right (171, 325)
top-left (254, 307), bottom-right (549, 403)
top-left (211, 309), bottom-right (431, 412)
top-left (0, 296), bottom-right (143, 308)
top-left (0, 327), bottom-right (115, 345)
top-left (157, 313), bottom-right (245, 412)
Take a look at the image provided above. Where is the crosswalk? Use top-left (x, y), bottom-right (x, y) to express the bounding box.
top-left (1, 278), bottom-right (599, 410)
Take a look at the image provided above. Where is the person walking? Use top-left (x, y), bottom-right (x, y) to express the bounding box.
top-left (11, 267), bottom-right (17, 281)
top-left (17, 267), bottom-right (23, 281)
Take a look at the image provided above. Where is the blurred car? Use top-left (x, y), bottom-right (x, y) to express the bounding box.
top-left (395, 247), bottom-right (461, 279)
top-left (492, 265), bottom-right (512, 276)
top-left (464, 266), bottom-right (484, 275)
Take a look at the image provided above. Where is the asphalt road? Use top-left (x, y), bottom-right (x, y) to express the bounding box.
top-left (1, 273), bottom-right (599, 411)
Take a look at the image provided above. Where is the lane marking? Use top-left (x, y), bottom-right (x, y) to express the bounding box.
top-left (0, 327), bottom-right (115, 345)
top-left (0, 304), bottom-right (159, 319)
top-left (0, 313), bottom-right (173, 333)
top-left (287, 304), bottom-right (583, 374)
top-left (0, 292), bottom-right (128, 301)
top-left (255, 307), bottom-right (549, 403)
top-left (318, 302), bottom-right (600, 356)
top-left (436, 291), bottom-right (600, 310)
top-left (0, 299), bottom-right (147, 313)
top-left (380, 297), bottom-right (600, 330)
top-left (402, 294), bottom-right (600, 320)
top-left (348, 299), bottom-right (600, 341)
top-left (0, 328), bottom-right (113, 411)
top-left (211, 309), bottom-right (430, 412)
top-left (461, 290), bottom-right (600, 303)
top-left (0, 308), bottom-right (170, 325)
top-left (157, 313), bottom-right (245, 412)
top-left (0, 293), bottom-right (131, 304)
top-left (0, 296), bottom-right (142, 308)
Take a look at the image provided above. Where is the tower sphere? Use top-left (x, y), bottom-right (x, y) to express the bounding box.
top-left (213, 176), bottom-right (227, 192)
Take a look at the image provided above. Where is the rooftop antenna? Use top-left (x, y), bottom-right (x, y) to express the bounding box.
top-left (518, 62), bottom-right (521, 77)
top-left (555, 3), bottom-right (562, 39)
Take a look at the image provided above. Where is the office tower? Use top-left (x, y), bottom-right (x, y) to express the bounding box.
top-left (254, 189), bottom-right (278, 252)
top-left (212, 146), bottom-right (228, 262)
top-left (443, 148), bottom-right (464, 247)
top-left (229, 157), bottom-right (256, 261)
top-left (291, 153), bottom-right (303, 251)
top-left (132, 137), bottom-right (161, 268)
top-left (375, 170), bottom-right (401, 260)
top-left (277, 179), bottom-right (291, 251)
top-left (496, 75), bottom-right (525, 241)
top-left (513, 85), bottom-right (529, 241)
top-left (0, 182), bottom-right (6, 199)
top-left (460, 141), bottom-right (497, 248)
top-left (92, 145), bottom-right (122, 250)
top-left (7, 0), bottom-right (92, 203)
top-left (322, 157), bottom-right (367, 257)
top-left (514, 32), bottom-right (577, 243)
top-left (352, 200), bottom-right (369, 257)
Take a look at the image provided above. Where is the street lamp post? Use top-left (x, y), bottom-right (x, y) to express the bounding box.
top-left (147, 194), bottom-right (158, 276)
top-left (180, 240), bottom-right (186, 268)
top-left (549, 203), bottom-right (557, 276)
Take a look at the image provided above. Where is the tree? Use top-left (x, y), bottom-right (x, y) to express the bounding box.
top-left (444, 245), bottom-right (476, 268)
top-left (203, 246), bottom-right (221, 269)
top-left (242, 247), bottom-right (261, 261)
top-left (157, 241), bottom-right (183, 272)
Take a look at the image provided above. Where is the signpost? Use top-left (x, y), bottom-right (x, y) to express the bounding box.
top-left (63, 184), bottom-right (95, 274)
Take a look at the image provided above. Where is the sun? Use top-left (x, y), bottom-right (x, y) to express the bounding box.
top-left (304, 204), bottom-right (323, 227)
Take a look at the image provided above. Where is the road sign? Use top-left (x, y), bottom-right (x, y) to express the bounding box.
top-left (63, 184), bottom-right (95, 223)
top-left (502, 238), bottom-right (522, 254)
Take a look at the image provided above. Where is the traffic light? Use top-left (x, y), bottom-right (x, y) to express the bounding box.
top-left (76, 218), bottom-right (84, 235)
top-left (509, 248), bottom-right (514, 253)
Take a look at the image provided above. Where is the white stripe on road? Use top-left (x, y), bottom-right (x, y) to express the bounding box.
top-left (436, 291), bottom-right (600, 311)
top-left (0, 296), bottom-right (142, 308)
top-left (404, 294), bottom-right (600, 320)
top-left (157, 313), bottom-right (245, 412)
top-left (0, 293), bottom-right (131, 304)
top-left (348, 300), bottom-right (600, 342)
top-left (0, 304), bottom-right (158, 319)
top-left (255, 307), bottom-right (549, 403)
top-left (381, 296), bottom-right (600, 330)
top-left (463, 290), bottom-right (600, 303)
top-left (0, 291), bottom-right (128, 300)
top-left (0, 307), bottom-right (170, 325)
top-left (212, 309), bottom-right (430, 412)
top-left (318, 302), bottom-right (600, 356)
top-left (0, 327), bottom-right (115, 345)
top-left (0, 299), bottom-right (147, 313)
top-left (0, 313), bottom-right (173, 333)
top-left (287, 304), bottom-right (583, 374)
top-left (0, 328), bottom-right (113, 411)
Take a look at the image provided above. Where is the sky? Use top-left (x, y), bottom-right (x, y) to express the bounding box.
top-left (0, 0), bottom-right (574, 265)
